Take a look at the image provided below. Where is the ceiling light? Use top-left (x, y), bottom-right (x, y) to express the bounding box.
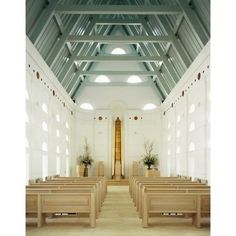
top-left (111, 48), bottom-right (126, 55)
top-left (143, 103), bottom-right (157, 110)
top-left (127, 75), bottom-right (142, 83)
top-left (95, 75), bottom-right (110, 83)
top-left (80, 103), bottom-right (94, 110)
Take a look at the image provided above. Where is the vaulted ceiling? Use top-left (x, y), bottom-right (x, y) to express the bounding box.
top-left (26, 0), bottom-right (210, 106)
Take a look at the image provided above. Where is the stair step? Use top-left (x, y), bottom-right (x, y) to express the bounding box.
top-left (107, 179), bottom-right (129, 186)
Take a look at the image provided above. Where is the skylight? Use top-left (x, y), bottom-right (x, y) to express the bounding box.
top-left (95, 75), bottom-right (110, 83)
top-left (142, 103), bottom-right (157, 110)
top-left (111, 48), bottom-right (126, 55)
top-left (127, 75), bottom-right (142, 83)
top-left (80, 103), bottom-right (94, 110)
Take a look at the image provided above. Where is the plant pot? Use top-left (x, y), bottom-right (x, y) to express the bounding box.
top-left (83, 165), bottom-right (88, 177)
top-left (147, 165), bottom-right (152, 170)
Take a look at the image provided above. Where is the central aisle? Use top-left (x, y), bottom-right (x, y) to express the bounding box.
top-left (95, 185), bottom-right (142, 234)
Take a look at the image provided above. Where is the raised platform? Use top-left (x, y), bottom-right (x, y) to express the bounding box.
top-left (107, 179), bottom-right (129, 186)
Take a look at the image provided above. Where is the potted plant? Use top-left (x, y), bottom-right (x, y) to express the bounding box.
top-left (141, 141), bottom-right (159, 170)
top-left (77, 138), bottom-right (93, 177)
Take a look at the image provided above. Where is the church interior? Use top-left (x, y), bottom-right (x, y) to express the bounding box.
top-left (23, 0), bottom-right (214, 235)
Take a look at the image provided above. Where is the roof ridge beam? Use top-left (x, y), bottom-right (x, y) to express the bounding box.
top-left (78, 71), bottom-right (157, 76)
top-left (55, 5), bottom-right (182, 15)
top-left (67, 35), bottom-right (170, 43)
top-left (96, 18), bottom-right (142, 25)
top-left (75, 55), bottom-right (162, 62)
top-left (81, 81), bottom-right (151, 86)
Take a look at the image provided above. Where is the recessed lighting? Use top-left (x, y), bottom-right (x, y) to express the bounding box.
top-left (142, 103), bottom-right (157, 110)
top-left (95, 75), bottom-right (110, 83)
top-left (80, 103), bottom-right (94, 110)
top-left (127, 75), bottom-right (142, 83)
top-left (111, 48), bottom-right (126, 55)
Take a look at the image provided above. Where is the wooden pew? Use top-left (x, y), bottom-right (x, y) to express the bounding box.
top-left (142, 192), bottom-right (210, 228)
top-left (27, 183), bottom-right (102, 215)
top-left (135, 182), bottom-right (209, 210)
top-left (139, 186), bottom-right (210, 218)
top-left (129, 176), bottom-right (210, 228)
top-left (129, 176), bottom-right (181, 196)
top-left (28, 181), bottom-right (103, 208)
top-left (26, 176), bottom-right (107, 227)
top-left (26, 192), bottom-right (96, 227)
top-left (26, 187), bottom-right (100, 218)
top-left (133, 180), bottom-right (195, 206)
top-left (38, 177), bottom-right (107, 203)
top-left (51, 176), bottom-right (107, 196)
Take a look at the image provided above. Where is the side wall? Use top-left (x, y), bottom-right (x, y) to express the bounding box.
top-left (161, 42), bottom-right (210, 183)
top-left (26, 37), bottom-right (76, 183)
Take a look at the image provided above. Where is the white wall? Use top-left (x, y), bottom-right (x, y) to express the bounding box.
top-left (161, 42), bottom-right (210, 183)
top-left (26, 36), bottom-right (210, 183)
top-left (26, 38), bottom-right (76, 183)
top-left (75, 110), bottom-right (112, 177)
top-left (75, 108), bottom-right (161, 178)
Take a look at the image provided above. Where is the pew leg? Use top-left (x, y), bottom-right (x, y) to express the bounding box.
top-left (142, 195), bottom-right (148, 227)
top-left (37, 213), bottom-right (45, 227)
top-left (90, 193), bottom-right (96, 228)
top-left (90, 212), bottom-right (96, 228)
top-left (142, 213), bottom-right (148, 228)
top-left (192, 213), bottom-right (201, 228)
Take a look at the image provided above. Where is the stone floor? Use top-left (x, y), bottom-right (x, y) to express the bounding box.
top-left (26, 186), bottom-right (210, 236)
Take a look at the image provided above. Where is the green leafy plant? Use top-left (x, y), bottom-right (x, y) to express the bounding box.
top-left (77, 138), bottom-right (93, 167)
top-left (141, 141), bottom-right (159, 170)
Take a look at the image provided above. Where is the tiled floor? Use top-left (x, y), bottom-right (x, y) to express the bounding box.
top-left (26, 186), bottom-right (210, 236)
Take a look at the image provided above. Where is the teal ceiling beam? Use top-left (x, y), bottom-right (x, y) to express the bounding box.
top-left (73, 78), bottom-right (86, 101)
top-left (173, 14), bottom-right (184, 34)
top-left (75, 55), bottom-right (162, 62)
top-left (81, 81), bottom-right (151, 87)
top-left (46, 15), bottom-right (79, 67)
top-left (54, 13), bottom-right (73, 55)
top-left (156, 15), bottom-right (192, 68)
top-left (64, 42), bottom-right (100, 90)
top-left (65, 26), bottom-right (112, 94)
top-left (146, 77), bottom-right (165, 101)
top-left (125, 23), bottom-right (170, 97)
top-left (28, 0), bottom-right (58, 45)
top-left (55, 5), bottom-right (182, 15)
top-left (137, 42), bottom-right (170, 95)
top-left (177, 0), bottom-right (209, 47)
top-left (155, 70), bottom-right (171, 94)
top-left (95, 18), bottom-right (142, 25)
top-left (140, 19), bottom-right (180, 84)
top-left (67, 75), bottom-right (82, 95)
top-left (67, 35), bottom-right (170, 43)
top-left (153, 79), bottom-right (166, 100)
top-left (58, 18), bottom-right (97, 83)
top-left (123, 24), bottom-right (168, 98)
top-left (78, 71), bottom-right (157, 76)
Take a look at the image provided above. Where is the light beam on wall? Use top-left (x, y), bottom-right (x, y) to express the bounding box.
top-left (142, 103), bottom-right (157, 110)
top-left (80, 103), bottom-right (94, 110)
top-left (127, 75), bottom-right (142, 83)
top-left (95, 75), bottom-right (110, 83)
top-left (111, 47), bottom-right (126, 55)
